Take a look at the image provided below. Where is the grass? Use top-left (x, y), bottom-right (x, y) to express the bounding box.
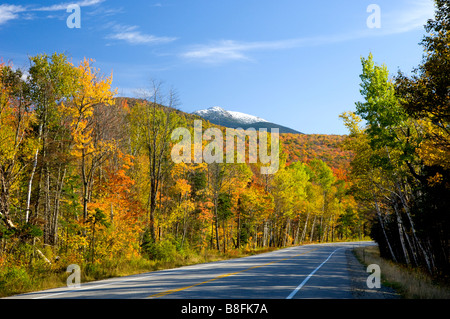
top-left (353, 245), bottom-right (450, 299)
top-left (0, 246), bottom-right (278, 298)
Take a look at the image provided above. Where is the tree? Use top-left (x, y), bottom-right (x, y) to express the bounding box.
top-left (27, 53), bottom-right (79, 245)
top-left (67, 58), bottom-right (116, 222)
top-left (130, 81), bottom-right (180, 245)
top-left (393, 0), bottom-right (450, 275)
top-left (0, 64), bottom-right (35, 232)
top-left (307, 159), bottom-right (335, 242)
top-left (343, 45), bottom-right (448, 273)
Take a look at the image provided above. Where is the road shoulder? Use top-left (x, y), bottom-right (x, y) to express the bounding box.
top-left (346, 248), bottom-right (400, 299)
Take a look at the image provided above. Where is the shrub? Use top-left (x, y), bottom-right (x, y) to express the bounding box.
top-left (0, 266), bottom-right (33, 296)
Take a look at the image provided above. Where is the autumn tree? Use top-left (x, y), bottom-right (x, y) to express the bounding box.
top-left (66, 58), bottom-right (116, 222)
top-left (0, 64), bottom-right (35, 233)
top-left (342, 6), bottom-right (450, 275)
top-left (393, 0), bottom-right (450, 275)
top-left (130, 81), bottom-right (180, 247)
top-left (26, 53), bottom-right (79, 245)
top-left (307, 159), bottom-right (335, 242)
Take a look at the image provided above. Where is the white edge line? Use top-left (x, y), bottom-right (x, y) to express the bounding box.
top-left (286, 247), bottom-right (342, 299)
top-left (32, 272), bottom-right (163, 299)
top-left (31, 262), bottom-right (222, 299)
top-left (29, 244), bottom-right (349, 299)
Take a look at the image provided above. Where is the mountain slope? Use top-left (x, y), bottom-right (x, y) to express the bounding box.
top-left (118, 98), bottom-right (349, 172)
top-left (194, 106), bottom-right (268, 124)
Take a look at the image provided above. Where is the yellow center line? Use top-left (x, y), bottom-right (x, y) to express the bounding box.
top-left (147, 247), bottom-right (319, 298)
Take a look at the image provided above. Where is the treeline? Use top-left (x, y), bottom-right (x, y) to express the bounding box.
top-left (340, 1), bottom-right (449, 279)
top-left (0, 53), bottom-right (365, 281)
top-left (280, 133), bottom-right (353, 177)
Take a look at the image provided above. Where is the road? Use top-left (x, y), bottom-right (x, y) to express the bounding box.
top-left (8, 241), bottom-right (375, 299)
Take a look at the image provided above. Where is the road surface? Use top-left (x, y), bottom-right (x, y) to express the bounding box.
top-left (8, 241), bottom-right (378, 299)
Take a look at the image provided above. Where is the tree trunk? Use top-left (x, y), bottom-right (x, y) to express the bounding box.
top-left (236, 198), bottom-right (241, 248)
top-left (393, 202), bottom-right (410, 266)
top-left (181, 195), bottom-right (188, 249)
top-left (50, 167), bottom-right (66, 246)
top-left (373, 192), bottom-right (397, 262)
top-left (395, 180), bottom-right (434, 273)
top-left (310, 215), bottom-right (316, 242)
top-left (82, 148), bottom-right (89, 221)
top-left (283, 218), bottom-right (290, 247)
top-left (294, 216), bottom-right (301, 245)
top-left (25, 149), bottom-right (39, 223)
top-left (300, 212), bottom-right (309, 244)
top-left (223, 219), bottom-right (226, 253)
top-left (214, 197), bottom-right (220, 251)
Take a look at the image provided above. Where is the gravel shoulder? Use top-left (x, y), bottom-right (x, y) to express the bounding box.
top-left (346, 248), bottom-right (400, 299)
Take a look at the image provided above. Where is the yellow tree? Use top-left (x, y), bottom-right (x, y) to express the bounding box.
top-left (169, 162), bottom-right (195, 248)
top-left (239, 181), bottom-right (273, 248)
top-left (66, 58), bottom-right (116, 221)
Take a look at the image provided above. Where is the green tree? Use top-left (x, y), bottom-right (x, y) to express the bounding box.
top-left (28, 53), bottom-right (78, 245)
top-left (0, 64), bottom-right (35, 232)
top-left (394, 0), bottom-right (450, 275)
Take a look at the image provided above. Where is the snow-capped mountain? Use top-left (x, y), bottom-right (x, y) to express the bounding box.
top-left (193, 106), bottom-right (268, 125)
top-left (192, 106), bottom-right (302, 134)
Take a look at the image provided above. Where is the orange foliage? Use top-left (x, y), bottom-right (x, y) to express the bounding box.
top-left (280, 133), bottom-right (353, 179)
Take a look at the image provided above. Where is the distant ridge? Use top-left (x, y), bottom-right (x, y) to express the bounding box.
top-left (193, 106), bottom-right (303, 134)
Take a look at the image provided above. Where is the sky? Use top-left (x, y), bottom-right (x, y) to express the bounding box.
top-left (0, 0), bottom-right (437, 134)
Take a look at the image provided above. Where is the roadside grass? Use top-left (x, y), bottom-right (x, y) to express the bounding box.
top-left (0, 246), bottom-right (277, 298)
top-left (353, 245), bottom-right (450, 299)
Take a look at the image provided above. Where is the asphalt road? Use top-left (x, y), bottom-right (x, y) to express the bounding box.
top-left (8, 241), bottom-right (375, 299)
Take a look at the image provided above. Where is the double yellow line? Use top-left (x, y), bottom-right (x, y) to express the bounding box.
top-left (147, 247), bottom-right (319, 298)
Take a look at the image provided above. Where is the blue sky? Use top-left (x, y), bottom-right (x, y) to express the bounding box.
top-left (0, 0), bottom-right (436, 134)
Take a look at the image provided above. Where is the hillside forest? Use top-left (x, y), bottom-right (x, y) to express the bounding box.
top-left (0, 53), bottom-right (364, 291)
top-left (0, 1), bottom-right (448, 294)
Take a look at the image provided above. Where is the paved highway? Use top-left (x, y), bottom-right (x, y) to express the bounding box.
top-left (8, 241), bottom-right (375, 299)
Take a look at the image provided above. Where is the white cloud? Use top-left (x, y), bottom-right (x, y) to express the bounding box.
top-left (182, 40), bottom-right (252, 63)
top-left (0, 0), bottom-right (105, 26)
top-left (0, 4), bottom-right (25, 25)
top-left (180, 35), bottom-right (357, 64)
top-left (107, 25), bottom-right (177, 45)
top-left (33, 0), bottom-right (105, 12)
top-left (382, 0), bottom-right (435, 34)
top-left (181, 39), bottom-right (306, 63)
top-left (181, 0), bottom-right (436, 64)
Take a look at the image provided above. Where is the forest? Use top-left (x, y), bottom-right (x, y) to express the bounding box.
top-left (0, 55), bottom-right (365, 294)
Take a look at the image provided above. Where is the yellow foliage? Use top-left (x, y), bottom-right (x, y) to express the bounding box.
top-left (66, 58), bottom-right (117, 157)
top-left (427, 172), bottom-right (443, 187)
top-left (416, 117), bottom-right (450, 170)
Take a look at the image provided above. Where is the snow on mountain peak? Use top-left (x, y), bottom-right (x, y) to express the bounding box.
top-left (193, 106), bottom-right (268, 124)
top-left (227, 110), bottom-right (268, 124)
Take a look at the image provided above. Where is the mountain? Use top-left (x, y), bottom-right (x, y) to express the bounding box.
top-left (194, 106), bottom-right (268, 125)
top-left (192, 106), bottom-right (303, 134)
top-left (118, 98), bottom-right (348, 172)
